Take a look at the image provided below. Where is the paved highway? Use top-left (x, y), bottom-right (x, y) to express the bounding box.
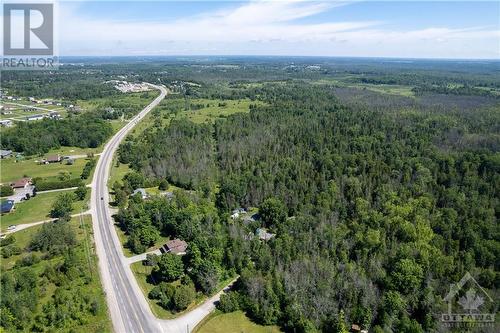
top-left (90, 83), bottom-right (232, 333)
top-left (91, 83), bottom-right (166, 333)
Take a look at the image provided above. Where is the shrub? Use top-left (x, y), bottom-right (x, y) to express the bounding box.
top-left (0, 185), bottom-right (14, 197)
top-left (0, 236), bottom-right (15, 247)
top-left (80, 158), bottom-right (96, 180)
top-left (1, 244), bottom-right (21, 258)
top-left (153, 253), bottom-right (184, 282)
top-left (158, 179), bottom-right (169, 191)
top-left (217, 291), bottom-right (241, 313)
top-left (172, 284), bottom-right (196, 311)
top-left (15, 253), bottom-right (41, 267)
top-left (74, 185), bottom-right (87, 201)
top-left (49, 193), bottom-right (75, 218)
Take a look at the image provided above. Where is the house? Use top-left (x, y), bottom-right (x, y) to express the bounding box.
top-left (67, 105), bottom-right (82, 113)
top-left (0, 120), bottom-right (13, 127)
top-left (1, 200), bottom-right (15, 214)
top-left (26, 114), bottom-right (45, 121)
top-left (48, 111), bottom-right (61, 119)
top-left (0, 150), bottom-right (13, 159)
top-left (11, 178), bottom-right (32, 189)
top-left (44, 155), bottom-right (61, 163)
top-left (230, 207), bottom-right (246, 219)
top-left (256, 228), bottom-right (275, 241)
top-left (163, 191), bottom-right (174, 200)
top-left (162, 239), bottom-right (188, 255)
top-left (132, 188), bottom-right (148, 200)
top-left (24, 106), bottom-right (37, 112)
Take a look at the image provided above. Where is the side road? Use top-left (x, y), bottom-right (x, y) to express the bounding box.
top-left (0, 211), bottom-right (91, 236)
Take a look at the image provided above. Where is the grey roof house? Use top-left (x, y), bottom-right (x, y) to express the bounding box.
top-left (0, 150), bottom-right (13, 159)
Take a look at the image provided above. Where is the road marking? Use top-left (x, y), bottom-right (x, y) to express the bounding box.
top-left (90, 84), bottom-right (167, 333)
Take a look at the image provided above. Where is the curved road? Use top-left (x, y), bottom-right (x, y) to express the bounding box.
top-left (90, 83), bottom-right (231, 333)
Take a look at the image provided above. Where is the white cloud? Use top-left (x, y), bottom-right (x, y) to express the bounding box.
top-left (57, 0), bottom-right (500, 58)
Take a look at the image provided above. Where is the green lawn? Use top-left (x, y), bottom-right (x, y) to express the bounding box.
top-left (0, 157), bottom-right (88, 183)
top-left (194, 311), bottom-right (282, 333)
top-left (0, 190), bottom-right (90, 231)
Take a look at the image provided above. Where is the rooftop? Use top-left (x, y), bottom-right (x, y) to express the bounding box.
top-left (164, 239), bottom-right (188, 254)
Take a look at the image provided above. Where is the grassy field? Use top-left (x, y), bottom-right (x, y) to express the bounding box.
top-left (0, 189), bottom-right (90, 231)
top-left (45, 145), bottom-right (102, 157)
top-left (128, 97), bottom-right (264, 136)
top-left (77, 91), bottom-right (158, 116)
top-left (177, 98), bottom-right (265, 124)
top-left (312, 76), bottom-right (416, 98)
top-left (0, 214), bottom-right (112, 332)
top-left (0, 156), bottom-right (89, 183)
top-left (194, 311), bottom-right (282, 333)
top-left (108, 158), bottom-right (132, 187)
top-left (356, 83), bottom-right (415, 97)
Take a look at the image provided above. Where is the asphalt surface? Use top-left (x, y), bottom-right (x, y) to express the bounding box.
top-left (90, 84), bottom-right (233, 333)
top-left (91, 83), bottom-right (167, 333)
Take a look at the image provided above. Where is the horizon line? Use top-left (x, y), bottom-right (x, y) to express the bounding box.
top-left (53, 55), bottom-right (500, 62)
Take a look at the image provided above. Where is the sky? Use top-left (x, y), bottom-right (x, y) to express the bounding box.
top-left (52, 0), bottom-right (500, 58)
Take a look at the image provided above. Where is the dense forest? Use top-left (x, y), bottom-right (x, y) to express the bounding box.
top-left (115, 63), bottom-right (499, 333)
top-left (0, 114), bottom-right (113, 155)
top-left (2, 58), bottom-right (498, 332)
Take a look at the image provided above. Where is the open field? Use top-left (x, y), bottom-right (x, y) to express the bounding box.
top-left (356, 83), bottom-right (415, 97)
top-left (129, 97), bottom-right (264, 136)
top-left (177, 98), bottom-right (265, 124)
top-left (77, 91), bottom-right (158, 115)
top-left (0, 190), bottom-right (89, 230)
top-left (45, 145), bottom-right (102, 157)
top-left (0, 157), bottom-right (89, 183)
top-left (194, 311), bottom-right (282, 333)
